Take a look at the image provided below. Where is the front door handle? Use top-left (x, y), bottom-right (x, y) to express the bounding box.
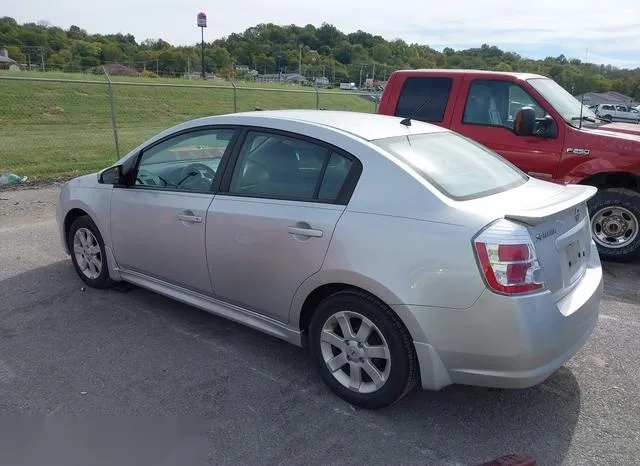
top-left (288, 226), bottom-right (323, 238)
top-left (177, 214), bottom-right (202, 224)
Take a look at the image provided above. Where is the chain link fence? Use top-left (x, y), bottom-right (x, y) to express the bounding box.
top-left (0, 69), bottom-right (381, 182)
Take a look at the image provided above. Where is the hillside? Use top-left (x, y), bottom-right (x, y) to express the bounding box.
top-left (0, 75), bottom-right (374, 180)
top-left (1, 17), bottom-right (639, 98)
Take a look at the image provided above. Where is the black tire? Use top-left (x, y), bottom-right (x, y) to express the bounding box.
top-left (308, 290), bottom-right (418, 409)
top-left (587, 188), bottom-right (640, 262)
top-left (603, 114), bottom-right (613, 122)
top-left (67, 215), bottom-right (112, 288)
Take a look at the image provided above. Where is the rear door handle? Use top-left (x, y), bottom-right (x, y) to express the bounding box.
top-left (177, 214), bottom-right (202, 224)
top-left (288, 226), bottom-right (323, 238)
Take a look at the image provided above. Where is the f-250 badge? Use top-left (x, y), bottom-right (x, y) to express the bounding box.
top-left (566, 148), bottom-right (591, 156)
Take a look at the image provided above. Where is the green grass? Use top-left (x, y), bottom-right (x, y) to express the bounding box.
top-left (0, 71), bottom-right (377, 181)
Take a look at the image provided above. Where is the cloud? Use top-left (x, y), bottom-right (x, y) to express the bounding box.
top-left (5, 0), bottom-right (640, 67)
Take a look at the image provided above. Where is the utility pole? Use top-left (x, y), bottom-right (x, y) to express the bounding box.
top-left (298, 44), bottom-right (302, 77)
top-left (372, 62), bottom-right (376, 83)
top-left (197, 12), bottom-right (207, 79)
top-left (359, 64), bottom-right (363, 88)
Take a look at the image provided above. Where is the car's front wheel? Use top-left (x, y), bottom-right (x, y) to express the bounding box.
top-left (308, 290), bottom-right (418, 409)
top-left (68, 215), bottom-right (112, 288)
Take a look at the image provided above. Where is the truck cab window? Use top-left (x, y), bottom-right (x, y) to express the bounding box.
top-left (463, 80), bottom-right (545, 128)
top-left (394, 77), bottom-right (453, 122)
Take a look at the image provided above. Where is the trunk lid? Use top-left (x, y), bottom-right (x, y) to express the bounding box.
top-left (504, 184), bottom-right (597, 294)
top-left (460, 179), bottom-right (597, 295)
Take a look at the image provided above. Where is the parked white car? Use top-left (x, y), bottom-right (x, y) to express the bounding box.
top-left (593, 104), bottom-right (640, 123)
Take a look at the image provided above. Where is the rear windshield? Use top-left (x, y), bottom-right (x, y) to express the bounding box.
top-left (372, 132), bottom-right (528, 200)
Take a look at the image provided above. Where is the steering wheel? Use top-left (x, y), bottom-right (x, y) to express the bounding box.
top-left (174, 163), bottom-right (216, 188)
top-left (136, 169), bottom-right (168, 187)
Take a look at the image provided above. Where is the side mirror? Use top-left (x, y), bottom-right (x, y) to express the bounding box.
top-left (98, 165), bottom-right (123, 185)
top-left (540, 115), bottom-right (558, 138)
top-left (513, 107), bottom-right (536, 136)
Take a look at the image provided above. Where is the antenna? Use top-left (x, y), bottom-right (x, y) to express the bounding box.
top-left (400, 95), bottom-right (433, 126)
top-left (578, 49), bottom-right (588, 130)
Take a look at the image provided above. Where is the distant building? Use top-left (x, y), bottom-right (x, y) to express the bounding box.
top-left (256, 72), bottom-right (306, 84)
top-left (0, 48), bottom-right (16, 70)
top-left (575, 91), bottom-right (638, 107)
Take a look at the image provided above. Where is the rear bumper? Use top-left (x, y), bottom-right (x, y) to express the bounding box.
top-left (400, 241), bottom-right (603, 391)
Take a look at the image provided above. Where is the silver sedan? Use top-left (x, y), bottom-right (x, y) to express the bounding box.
top-left (57, 110), bottom-right (603, 409)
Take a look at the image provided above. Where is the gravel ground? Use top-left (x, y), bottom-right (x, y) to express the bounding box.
top-left (1, 186), bottom-right (639, 465)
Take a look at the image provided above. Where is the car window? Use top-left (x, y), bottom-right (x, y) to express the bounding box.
top-left (616, 106), bottom-right (628, 112)
top-left (135, 128), bottom-right (235, 192)
top-left (372, 131), bottom-right (528, 201)
top-left (394, 77), bottom-right (453, 123)
top-left (318, 152), bottom-right (353, 201)
top-left (229, 131), bottom-right (332, 201)
top-left (463, 80), bottom-right (545, 128)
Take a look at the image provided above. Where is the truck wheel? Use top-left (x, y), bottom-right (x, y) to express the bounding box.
top-left (588, 188), bottom-right (640, 262)
top-left (602, 114), bottom-right (613, 122)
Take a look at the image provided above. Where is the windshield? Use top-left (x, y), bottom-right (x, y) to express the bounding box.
top-left (528, 77), bottom-right (598, 126)
top-left (372, 132), bottom-right (528, 201)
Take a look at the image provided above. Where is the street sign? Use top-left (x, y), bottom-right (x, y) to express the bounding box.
top-left (197, 12), bottom-right (207, 28)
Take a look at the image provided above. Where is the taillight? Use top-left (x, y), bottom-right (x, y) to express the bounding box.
top-left (473, 219), bottom-right (544, 295)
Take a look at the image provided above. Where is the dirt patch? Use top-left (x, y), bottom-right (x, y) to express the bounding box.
top-left (0, 185), bottom-right (61, 221)
top-left (47, 105), bottom-right (64, 115)
top-left (42, 105), bottom-right (65, 121)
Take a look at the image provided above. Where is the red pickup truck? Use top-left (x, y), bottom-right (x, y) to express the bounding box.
top-left (378, 69), bottom-right (640, 262)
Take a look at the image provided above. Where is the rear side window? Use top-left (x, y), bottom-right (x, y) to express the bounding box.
top-left (372, 132), bottom-right (528, 201)
top-left (318, 153), bottom-right (353, 201)
top-left (394, 77), bottom-right (453, 122)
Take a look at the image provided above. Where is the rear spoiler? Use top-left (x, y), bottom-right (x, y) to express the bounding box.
top-left (504, 184), bottom-right (597, 226)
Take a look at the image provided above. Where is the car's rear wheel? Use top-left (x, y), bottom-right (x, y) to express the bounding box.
top-left (588, 188), bottom-right (640, 262)
top-left (68, 215), bottom-right (112, 288)
top-left (308, 290), bottom-right (418, 409)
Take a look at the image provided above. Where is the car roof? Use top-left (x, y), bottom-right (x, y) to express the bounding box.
top-left (194, 110), bottom-right (449, 141)
top-left (391, 68), bottom-right (547, 81)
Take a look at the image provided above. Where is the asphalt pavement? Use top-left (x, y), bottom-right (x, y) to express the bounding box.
top-left (1, 186), bottom-right (639, 465)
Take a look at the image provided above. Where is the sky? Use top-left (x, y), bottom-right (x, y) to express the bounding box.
top-left (6, 0), bottom-right (640, 68)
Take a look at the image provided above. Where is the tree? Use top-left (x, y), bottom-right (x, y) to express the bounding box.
top-left (70, 40), bottom-right (101, 68)
top-left (205, 46), bottom-right (234, 72)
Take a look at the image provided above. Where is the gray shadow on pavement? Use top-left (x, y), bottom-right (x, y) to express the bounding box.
top-left (1, 260), bottom-right (582, 466)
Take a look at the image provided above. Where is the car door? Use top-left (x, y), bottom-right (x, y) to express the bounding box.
top-left (450, 78), bottom-right (565, 182)
top-left (615, 105), bottom-right (636, 122)
top-left (206, 129), bottom-right (360, 323)
top-left (110, 126), bottom-right (238, 294)
top-left (598, 104), bottom-right (615, 120)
